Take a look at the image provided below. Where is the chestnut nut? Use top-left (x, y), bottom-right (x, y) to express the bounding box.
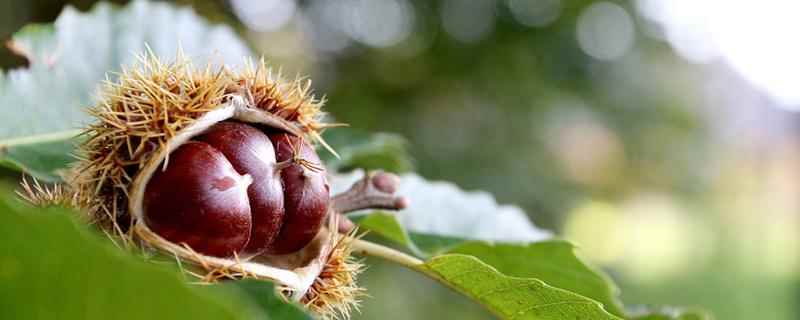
top-left (143, 121), bottom-right (330, 257)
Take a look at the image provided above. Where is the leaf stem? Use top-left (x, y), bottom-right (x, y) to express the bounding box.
top-left (350, 239), bottom-right (509, 319)
top-left (351, 239), bottom-right (423, 268)
top-left (349, 240), bottom-right (458, 302)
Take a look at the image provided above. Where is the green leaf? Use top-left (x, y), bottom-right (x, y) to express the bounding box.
top-left (0, 132), bottom-right (79, 181)
top-left (357, 212), bottom-right (625, 317)
top-left (0, 1), bottom-right (252, 180)
top-left (226, 280), bottom-right (312, 320)
top-left (355, 212), bottom-right (417, 251)
top-left (354, 212), bottom-right (462, 256)
top-left (447, 241), bottom-right (625, 317)
top-left (420, 254), bottom-right (621, 320)
top-left (322, 128), bottom-right (414, 173)
top-left (0, 195), bottom-right (264, 320)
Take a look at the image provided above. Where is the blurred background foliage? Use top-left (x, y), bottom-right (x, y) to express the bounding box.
top-left (1, 0), bottom-right (798, 319)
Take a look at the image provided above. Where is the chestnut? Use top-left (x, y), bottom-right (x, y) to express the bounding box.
top-left (267, 133), bottom-right (331, 255)
top-left (143, 122), bottom-right (330, 257)
top-left (142, 141), bottom-right (253, 257)
top-left (196, 122), bottom-right (284, 255)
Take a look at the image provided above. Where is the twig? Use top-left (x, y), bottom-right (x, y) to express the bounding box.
top-left (332, 171), bottom-right (408, 214)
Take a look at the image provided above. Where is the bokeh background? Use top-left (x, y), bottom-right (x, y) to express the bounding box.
top-left (1, 0), bottom-right (798, 319)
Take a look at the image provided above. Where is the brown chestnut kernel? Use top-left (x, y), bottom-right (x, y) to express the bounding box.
top-left (143, 141), bottom-right (253, 257)
top-left (196, 121), bottom-right (285, 255)
top-left (268, 133), bottom-right (331, 254)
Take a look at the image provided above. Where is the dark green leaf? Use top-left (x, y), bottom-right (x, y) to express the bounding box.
top-left (0, 134), bottom-right (78, 181)
top-left (354, 212), bottom-right (624, 317)
top-left (448, 241), bottom-right (625, 317)
top-left (0, 195), bottom-right (264, 320)
top-left (407, 232), bottom-right (466, 256)
top-left (421, 254), bottom-right (621, 320)
top-left (354, 212), bottom-right (462, 256)
top-left (227, 280), bottom-right (312, 320)
top-left (355, 212), bottom-right (415, 249)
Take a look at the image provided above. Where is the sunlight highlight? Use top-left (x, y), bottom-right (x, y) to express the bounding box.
top-left (638, 0), bottom-right (800, 110)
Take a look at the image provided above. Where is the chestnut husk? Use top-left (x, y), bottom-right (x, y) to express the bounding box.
top-left (20, 51), bottom-right (402, 320)
top-left (127, 96), bottom-right (345, 300)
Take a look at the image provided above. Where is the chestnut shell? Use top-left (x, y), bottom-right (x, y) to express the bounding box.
top-left (142, 141), bottom-right (252, 257)
top-left (143, 122), bottom-right (331, 257)
top-left (197, 122), bottom-right (285, 255)
top-left (267, 133), bottom-right (331, 254)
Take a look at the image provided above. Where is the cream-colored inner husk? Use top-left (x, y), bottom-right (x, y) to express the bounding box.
top-left (128, 94), bottom-right (332, 300)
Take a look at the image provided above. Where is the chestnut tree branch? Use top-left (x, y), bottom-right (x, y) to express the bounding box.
top-left (334, 173), bottom-right (457, 294)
